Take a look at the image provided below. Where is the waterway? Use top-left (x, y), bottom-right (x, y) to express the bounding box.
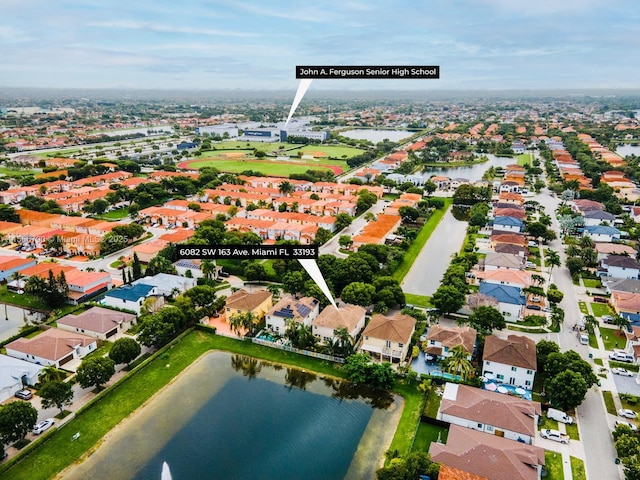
top-left (616, 144), bottom-right (640, 158)
top-left (419, 154), bottom-right (517, 182)
top-left (340, 129), bottom-right (414, 143)
top-left (61, 351), bottom-right (400, 480)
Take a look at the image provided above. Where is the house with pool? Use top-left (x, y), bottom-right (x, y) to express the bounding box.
top-left (359, 312), bottom-right (416, 364)
top-left (437, 383), bottom-right (541, 445)
top-left (482, 334), bottom-right (536, 390)
top-left (265, 295), bottom-right (320, 335)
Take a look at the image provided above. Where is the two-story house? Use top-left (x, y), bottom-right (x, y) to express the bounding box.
top-left (225, 289), bottom-right (273, 321)
top-left (424, 325), bottom-right (477, 360)
top-left (599, 255), bottom-right (640, 280)
top-left (359, 312), bottom-right (416, 364)
top-left (311, 303), bottom-right (366, 344)
top-left (437, 383), bottom-right (541, 445)
top-left (482, 335), bottom-right (537, 390)
top-left (265, 296), bottom-right (320, 334)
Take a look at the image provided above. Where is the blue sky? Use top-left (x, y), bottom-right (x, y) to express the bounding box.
top-left (1, 0), bottom-right (638, 90)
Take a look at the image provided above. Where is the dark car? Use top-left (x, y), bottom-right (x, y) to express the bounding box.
top-left (528, 305), bottom-right (542, 311)
top-left (594, 297), bottom-right (608, 303)
top-left (218, 271), bottom-right (230, 278)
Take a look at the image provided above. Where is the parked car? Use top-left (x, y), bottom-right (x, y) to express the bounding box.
top-left (424, 353), bottom-right (437, 363)
top-left (603, 315), bottom-right (614, 324)
top-left (547, 408), bottom-right (574, 424)
top-left (619, 409), bottom-right (638, 419)
top-left (525, 261), bottom-right (536, 268)
top-left (218, 271), bottom-right (230, 278)
top-left (578, 333), bottom-right (589, 345)
top-left (615, 420), bottom-right (638, 432)
top-left (612, 368), bottom-right (634, 377)
top-left (540, 429), bottom-right (569, 444)
top-left (528, 305), bottom-right (542, 311)
top-left (531, 296), bottom-right (542, 303)
top-left (610, 351), bottom-right (634, 363)
top-left (594, 297), bottom-right (608, 303)
top-left (528, 241), bottom-right (538, 247)
top-left (32, 418), bottom-right (55, 435)
top-left (14, 389), bottom-right (33, 400)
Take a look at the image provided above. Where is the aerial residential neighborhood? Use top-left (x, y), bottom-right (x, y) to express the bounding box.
top-left (1, 2), bottom-right (640, 480)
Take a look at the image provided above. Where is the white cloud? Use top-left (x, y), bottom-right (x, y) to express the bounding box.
top-left (88, 20), bottom-right (259, 38)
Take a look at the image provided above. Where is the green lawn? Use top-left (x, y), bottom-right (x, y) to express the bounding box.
top-left (603, 391), bottom-right (617, 415)
top-left (0, 329), bottom-right (348, 480)
top-left (386, 382), bottom-right (425, 458)
top-left (578, 302), bottom-right (589, 315)
top-left (583, 278), bottom-right (602, 289)
top-left (591, 303), bottom-right (613, 318)
top-left (0, 285), bottom-right (49, 311)
top-left (571, 456), bottom-right (586, 480)
top-left (539, 416), bottom-right (559, 431)
top-left (404, 294), bottom-right (432, 308)
top-left (516, 152), bottom-right (533, 166)
top-left (423, 390), bottom-right (441, 418)
top-left (565, 422), bottom-right (580, 441)
top-left (392, 198), bottom-right (453, 282)
top-left (411, 422), bottom-right (448, 453)
top-left (545, 451), bottom-right (565, 480)
top-left (600, 327), bottom-right (626, 351)
top-left (183, 157), bottom-right (339, 176)
top-left (588, 331), bottom-right (598, 348)
top-left (594, 358), bottom-right (603, 366)
top-left (94, 207), bottom-right (130, 220)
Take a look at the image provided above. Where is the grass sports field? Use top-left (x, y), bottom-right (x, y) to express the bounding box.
top-left (178, 157), bottom-right (344, 176)
top-left (207, 141), bottom-right (364, 159)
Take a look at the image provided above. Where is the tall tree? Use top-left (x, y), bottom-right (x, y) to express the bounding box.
top-left (38, 366), bottom-right (66, 385)
top-left (546, 249), bottom-right (561, 275)
top-left (131, 253), bottom-right (143, 280)
top-left (39, 381), bottom-right (74, 414)
top-left (109, 337), bottom-right (142, 367)
top-left (467, 306), bottom-right (506, 336)
top-left (444, 345), bottom-right (474, 380)
top-left (0, 401), bottom-right (38, 446)
top-left (75, 356), bottom-right (116, 390)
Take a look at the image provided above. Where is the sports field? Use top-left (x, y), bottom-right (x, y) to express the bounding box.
top-left (178, 157), bottom-right (345, 176)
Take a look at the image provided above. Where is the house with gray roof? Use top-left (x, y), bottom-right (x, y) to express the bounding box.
top-left (599, 255), bottom-right (640, 280)
top-left (479, 283), bottom-right (526, 321)
top-left (492, 216), bottom-right (523, 233)
top-left (583, 209), bottom-right (616, 227)
top-left (583, 225), bottom-right (621, 243)
top-left (57, 306), bottom-right (137, 340)
top-left (0, 354), bottom-right (43, 403)
top-left (483, 252), bottom-right (524, 271)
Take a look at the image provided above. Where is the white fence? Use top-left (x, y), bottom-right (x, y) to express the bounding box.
top-left (251, 337), bottom-right (345, 364)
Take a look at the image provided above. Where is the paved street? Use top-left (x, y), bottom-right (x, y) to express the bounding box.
top-left (401, 206), bottom-right (467, 296)
top-left (537, 188), bottom-right (622, 480)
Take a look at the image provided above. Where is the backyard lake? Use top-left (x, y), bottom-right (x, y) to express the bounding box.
top-left (61, 351), bottom-right (401, 480)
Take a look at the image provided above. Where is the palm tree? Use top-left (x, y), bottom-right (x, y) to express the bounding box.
top-left (565, 245), bottom-right (581, 258)
top-left (332, 328), bottom-right (354, 356)
top-left (550, 305), bottom-right (565, 331)
top-left (201, 260), bottom-right (216, 280)
top-left (279, 181), bottom-right (294, 196)
top-left (228, 313), bottom-right (245, 335)
top-left (546, 249), bottom-right (561, 275)
top-left (11, 271), bottom-right (25, 291)
top-left (531, 274), bottom-right (545, 287)
top-left (579, 236), bottom-right (595, 250)
top-left (38, 366), bottom-right (66, 385)
top-left (445, 345), bottom-right (474, 380)
top-left (613, 315), bottom-right (631, 335)
top-left (583, 314), bottom-right (597, 334)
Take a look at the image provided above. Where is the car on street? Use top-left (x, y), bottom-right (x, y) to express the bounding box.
top-left (540, 429), bottom-right (569, 443)
top-left (612, 368), bottom-right (634, 377)
top-left (603, 315), bottom-right (614, 324)
top-left (619, 409), bottom-right (638, 419)
top-left (615, 420), bottom-right (638, 432)
top-left (15, 389), bottom-right (33, 400)
top-left (610, 350), bottom-right (634, 363)
top-left (525, 261), bottom-right (536, 268)
top-left (32, 418), bottom-right (55, 435)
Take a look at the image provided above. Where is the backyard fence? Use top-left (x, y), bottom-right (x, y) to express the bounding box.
top-left (251, 337), bottom-right (345, 363)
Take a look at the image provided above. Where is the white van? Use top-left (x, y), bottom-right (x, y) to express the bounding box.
top-left (579, 333), bottom-right (589, 345)
top-left (547, 408), bottom-right (574, 424)
top-left (609, 349), bottom-right (634, 363)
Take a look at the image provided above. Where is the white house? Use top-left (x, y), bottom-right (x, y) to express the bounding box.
top-left (599, 255), bottom-right (640, 280)
top-left (311, 304), bottom-right (366, 344)
top-left (583, 225), bottom-right (621, 243)
top-left (131, 273), bottom-right (196, 298)
top-left (583, 209), bottom-right (615, 227)
top-left (56, 306), bottom-right (137, 340)
top-left (0, 354), bottom-right (43, 403)
top-left (478, 283), bottom-right (526, 321)
top-left (101, 283), bottom-right (157, 315)
top-left (265, 296), bottom-right (320, 334)
top-left (483, 252), bottom-right (525, 271)
top-left (482, 335), bottom-right (537, 390)
top-left (5, 328), bottom-right (97, 369)
top-left (437, 383), bottom-right (541, 445)
top-left (492, 216), bottom-right (523, 233)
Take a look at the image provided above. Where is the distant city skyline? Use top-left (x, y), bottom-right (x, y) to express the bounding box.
top-left (1, 0), bottom-right (639, 91)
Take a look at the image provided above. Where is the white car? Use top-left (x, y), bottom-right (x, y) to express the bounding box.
top-left (615, 420), bottom-right (638, 432)
top-left (540, 429), bottom-right (569, 444)
top-left (612, 368), bottom-right (634, 377)
top-left (619, 409), bottom-right (638, 419)
top-left (32, 418), bottom-right (55, 435)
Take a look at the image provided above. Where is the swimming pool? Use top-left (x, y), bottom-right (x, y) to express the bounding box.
top-left (429, 370), bottom-right (462, 382)
top-left (483, 380), bottom-right (532, 401)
